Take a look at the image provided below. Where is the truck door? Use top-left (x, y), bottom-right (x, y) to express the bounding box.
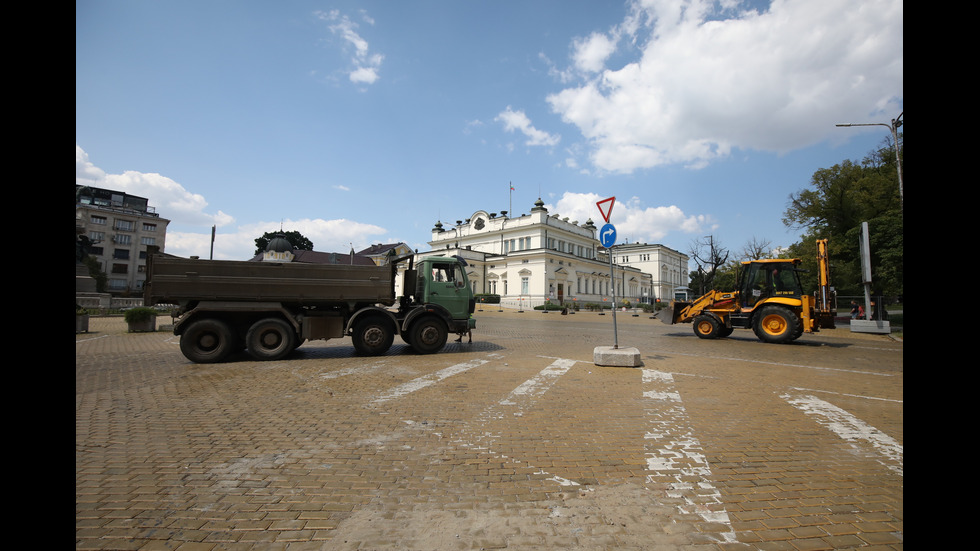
top-left (427, 261), bottom-right (470, 317)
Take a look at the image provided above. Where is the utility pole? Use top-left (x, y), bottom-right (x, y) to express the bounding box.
top-left (836, 111), bottom-right (903, 212)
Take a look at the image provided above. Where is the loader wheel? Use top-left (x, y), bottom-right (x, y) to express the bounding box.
top-left (693, 315), bottom-right (722, 339)
top-left (180, 319), bottom-right (235, 363)
top-left (246, 318), bottom-right (296, 361)
top-left (753, 306), bottom-right (800, 344)
top-left (409, 317), bottom-right (448, 354)
top-left (352, 316), bottom-right (394, 356)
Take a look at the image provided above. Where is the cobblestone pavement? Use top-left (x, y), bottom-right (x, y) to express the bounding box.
top-left (76, 309), bottom-right (903, 550)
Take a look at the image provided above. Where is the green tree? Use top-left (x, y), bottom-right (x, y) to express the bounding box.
top-left (254, 230), bottom-right (314, 255)
top-left (783, 136), bottom-right (903, 297)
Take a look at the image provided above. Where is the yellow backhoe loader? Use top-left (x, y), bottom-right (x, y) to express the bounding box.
top-left (657, 239), bottom-right (836, 344)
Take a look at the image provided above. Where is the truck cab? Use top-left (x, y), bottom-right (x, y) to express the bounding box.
top-left (395, 257), bottom-right (475, 352)
top-left (418, 258), bottom-right (474, 319)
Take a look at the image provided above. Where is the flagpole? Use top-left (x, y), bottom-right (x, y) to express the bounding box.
top-left (509, 181), bottom-right (513, 215)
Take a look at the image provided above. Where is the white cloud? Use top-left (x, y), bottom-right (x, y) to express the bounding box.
top-left (572, 32), bottom-right (618, 73)
top-left (76, 146), bottom-right (391, 261)
top-left (495, 106), bottom-right (560, 147)
top-left (544, 191), bottom-right (716, 244)
top-left (547, 0), bottom-right (903, 174)
top-left (317, 9), bottom-right (384, 86)
top-left (76, 145), bottom-right (234, 228)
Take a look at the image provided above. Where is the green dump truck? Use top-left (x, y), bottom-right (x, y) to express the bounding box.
top-left (144, 251), bottom-right (475, 363)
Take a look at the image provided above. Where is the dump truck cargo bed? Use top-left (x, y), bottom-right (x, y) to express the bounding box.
top-left (145, 256), bottom-right (396, 306)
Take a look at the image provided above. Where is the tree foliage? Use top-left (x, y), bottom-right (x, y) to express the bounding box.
top-left (254, 230), bottom-right (314, 256)
top-left (783, 135), bottom-right (903, 298)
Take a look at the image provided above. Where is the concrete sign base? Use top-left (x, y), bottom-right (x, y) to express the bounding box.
top-left (593, 346), bottom-right (642, 367)
top-left (850, 319), bottom-right (891, 335)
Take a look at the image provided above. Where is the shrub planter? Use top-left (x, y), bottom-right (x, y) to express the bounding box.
top-left (124, 307), bottom-right (158, 333)
top-left (76, 312), bottom-right (89, 333)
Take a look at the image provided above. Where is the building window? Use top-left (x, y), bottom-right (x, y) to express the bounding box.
top-left (115, 234), bottom-right (132, 245)
top-left (91, 215), bottom-right (107, 225)
top-left (521, 277), bottom-right (529, 295)
top-left (89, 231), bottom-right (105, 243)
top-left (108, 279), bottom-right (127, 290)
top-left (113, 249), bottom-right (130, 260)
top-left (143, 223), bottom-right (157, 232)
top-left (141, 237), bottom-right (156, 246)
top-left (114, 219), bottom-right (135, 232)
top-left (112, 263), bottom-right (128, 274)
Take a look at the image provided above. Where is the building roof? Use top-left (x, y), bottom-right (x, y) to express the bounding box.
top-left (356, 243), bottom-right (410, 256)
top-left (249, 249), bottom-right (377, 265)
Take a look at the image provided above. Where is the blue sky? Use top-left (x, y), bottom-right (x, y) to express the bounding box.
top-left (76, 0), bottom-right (903, 262)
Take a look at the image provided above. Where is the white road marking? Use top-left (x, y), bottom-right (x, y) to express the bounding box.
top-left (499, 358), bottom-right (575, 410)
top-left (642, 369), bottom-right (737, 544)
top-left (320, 359), bottom-right (390, 379)
top-left (788, 386), bottom-right (903, 404)
top-left (449, 358), bottom-right (581, 485)
top-left (781, 393), bottom-right (903, 475)
top-left (664, 351), bottom-right (895, 377)
top-left (75, 334), bottom-right (110, 343)
top-left (371, 356), bottom-right (499, 404)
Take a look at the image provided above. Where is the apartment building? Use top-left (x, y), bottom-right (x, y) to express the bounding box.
top-left (75, 185), bottom-right (170, 294)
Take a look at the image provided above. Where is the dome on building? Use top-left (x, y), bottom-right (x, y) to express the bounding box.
top-left (266, 236), bottom-right (294, 253)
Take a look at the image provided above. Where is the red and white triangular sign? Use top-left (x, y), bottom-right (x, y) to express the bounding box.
top-left (596, 196), bottom-right (615, 223)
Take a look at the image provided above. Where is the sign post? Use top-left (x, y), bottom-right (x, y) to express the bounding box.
top-left (599, 221), bottom-right (618, 349)
top-left (592, 197), bottom-right (640, 366)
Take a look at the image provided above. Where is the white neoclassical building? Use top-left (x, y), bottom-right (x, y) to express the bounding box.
top-left (414, 198), bottom-right (688, 310)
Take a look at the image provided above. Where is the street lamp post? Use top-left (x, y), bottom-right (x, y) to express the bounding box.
top-left (836, 111), bottom-right (904, 212)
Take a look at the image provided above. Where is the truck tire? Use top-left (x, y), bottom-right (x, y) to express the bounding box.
top-left (352, 316), bottom-right (394, 356)
top-left (753, 305), bottom-right (800, 344)
top-left (693, 315), bottom-right (722, 339)
top-left (180, 319), bottom-right (235, 363)
top-left (409, 317), bottom-right (448, 354)
top-left (246, 318), bottom-right (296, 361)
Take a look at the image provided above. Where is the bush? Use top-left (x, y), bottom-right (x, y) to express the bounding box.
top-left (123, 307), bottom-right (157, 324)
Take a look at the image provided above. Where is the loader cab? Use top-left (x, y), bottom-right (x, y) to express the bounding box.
top-left (739, 259), bottom-right (803, 309)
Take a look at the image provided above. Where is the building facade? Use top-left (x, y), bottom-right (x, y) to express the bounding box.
top-left (610, 242), bottom-right (691, 302)
top-left (418, 199), bottom-right (687, 309)
top-left (76, 185), bottom-right (170, 295)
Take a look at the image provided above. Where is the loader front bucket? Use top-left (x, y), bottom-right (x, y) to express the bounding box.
top-left (655, 302), bottom-right (689, 324)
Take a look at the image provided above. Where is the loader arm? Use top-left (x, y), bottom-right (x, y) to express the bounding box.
top-left (657, 289), bottom-right (737, 325)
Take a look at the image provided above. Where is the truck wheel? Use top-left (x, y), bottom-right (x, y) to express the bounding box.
top-left (692, 315), bottom-right (721, 339)
top-left (180, 319), bottom-right (235, 363)
top-left (246, 318), bottom-right (296, 361)
top-left (409, 317), bottom-right (448, 354)
top-left (352, 316), bottom-right (394, 356)
top-left (753, 306), bottom-right (799, 344)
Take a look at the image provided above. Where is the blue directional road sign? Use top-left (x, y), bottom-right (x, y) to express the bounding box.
top-left (599, 223), bottom-right (617, 248)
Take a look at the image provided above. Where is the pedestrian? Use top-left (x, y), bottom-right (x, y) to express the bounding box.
top-left (858, 304), bottom-right (865, 319)
top-left (850, 301), bottom-right (859, 319)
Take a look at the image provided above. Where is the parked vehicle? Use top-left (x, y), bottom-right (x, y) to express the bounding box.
top-left (657, 239), bottom-right (836, 344)
top-left (144, 251), bottom-right (475, 362)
